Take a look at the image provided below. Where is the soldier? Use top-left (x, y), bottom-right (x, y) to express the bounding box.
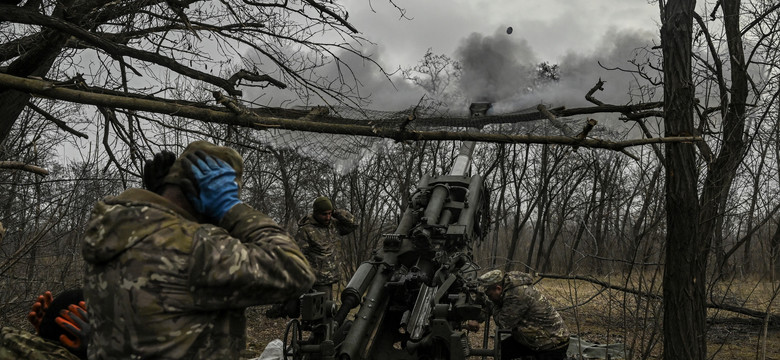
top-left (295, 196), bottom-right (356, 300)
top-left (81, 141), bottom-right (315, 359)
top-left (471, 269), bottom-right (570, 360)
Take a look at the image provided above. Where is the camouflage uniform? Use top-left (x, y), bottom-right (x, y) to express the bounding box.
top-left (295, 209), bottom-right (356, 287)
top-left (0, 326), bottom-right (81, 360)
top-left (82, 188), bottom-right (315, 360)
top-left (489, 271), bottom-right (570, 355)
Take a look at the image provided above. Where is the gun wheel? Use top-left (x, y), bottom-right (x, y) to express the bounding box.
top-left (283, 319), bottom-right (303, 360)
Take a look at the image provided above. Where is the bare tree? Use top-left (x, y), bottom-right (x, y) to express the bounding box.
top-left (0, 0), bottom-right (387, 168)
top-left (402, 49), bottom-right (464, 107)
top-left (660, 1), bottom-right (705, 359)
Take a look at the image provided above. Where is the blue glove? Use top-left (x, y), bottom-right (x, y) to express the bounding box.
top-left (181, 150), bottom-right (241, 221)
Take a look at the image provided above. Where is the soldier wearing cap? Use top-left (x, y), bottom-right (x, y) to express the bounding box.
top-left (473, 269), bottom-right (570, 360)
top-left (295, 196), bottom-right (357, 300)
top-left (81, 140), bottom-right (315, 360)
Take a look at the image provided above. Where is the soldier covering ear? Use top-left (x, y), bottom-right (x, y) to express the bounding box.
top-left (82, 140), bottom-right (314, 359)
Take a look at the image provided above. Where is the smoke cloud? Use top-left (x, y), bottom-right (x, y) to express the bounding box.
top-left (454, 27), bottom-right (658, 114)
top-left (456, 30), bottom-right (538, 103)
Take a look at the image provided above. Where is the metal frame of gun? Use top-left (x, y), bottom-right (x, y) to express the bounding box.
top-left (285, 135), bottom-right (501, 360)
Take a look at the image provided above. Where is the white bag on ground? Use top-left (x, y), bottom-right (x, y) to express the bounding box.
top-left (251, 339), bottom-right (284, 360)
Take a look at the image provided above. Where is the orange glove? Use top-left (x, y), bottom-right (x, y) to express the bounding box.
top-left (55, 301), bottom-right (89, 352)
top-left (27, 291), bottom-right (53, 333)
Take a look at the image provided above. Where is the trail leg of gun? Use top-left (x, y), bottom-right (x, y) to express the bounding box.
top-left (339, 266), bottom-right (391, 360)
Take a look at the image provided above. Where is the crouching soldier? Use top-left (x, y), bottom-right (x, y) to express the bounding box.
top-left (469, 270), bottom-right (570, 360)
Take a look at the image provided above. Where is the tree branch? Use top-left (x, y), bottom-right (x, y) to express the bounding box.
top-left (302, 0), bottom-right (357, 33)
top-left (0, 161), bottom-right (49, 176)
top-left (0, 7), bottom-right (287, 96)
top-left (585, 78), bottom-right (606, 106)
top-left (228, 69), bottom-right (286, 89)
top-left (537, 104), bottom-right (574, 137)
top-left (538, 273), bottom-right (780, 324)
top-left (740, 1), bottom-right (780, 35)
top-left (26, 101), bottom-right (89, 139)
top-left (0, 73), bottom-right (700, 154)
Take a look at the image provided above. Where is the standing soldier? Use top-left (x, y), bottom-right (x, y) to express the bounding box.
top-left (81, 141), bottom-right (315, 359)
top-left (295, 196), bottom-right (357, 300)
top-left (470, 269), bottom-right (570, 360)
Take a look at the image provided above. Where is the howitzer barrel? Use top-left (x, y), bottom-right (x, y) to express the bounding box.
top-left (424, 141), bottom-right (475, 227)
top-left (423, 183), bottom-right (450, 226)
top-left (450, 174), bottom-right (484, 242)
top-left (450, 141), bottom-right (476, 177)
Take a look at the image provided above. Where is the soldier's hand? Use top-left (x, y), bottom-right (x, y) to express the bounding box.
top-left (27, 291), bottom-right (53, 333)
top-left (143, 150), bottom-right (177, 194)
top-left (181, 150), bottom-right (241, 221)
top-left (55, 301), bottom-right (90, 353)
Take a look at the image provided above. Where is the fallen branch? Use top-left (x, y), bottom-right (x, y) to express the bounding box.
top-left (538, 273), bottom-right (780, 324)
top-left (576, 119), bottom-right (597, 140)
top-left (538, 273), bottom-right (662, 300)
top-left (537, 104), bottom-right (574, 137)
top-left (0, 73), bottom-right (700, 153)
top-left (0, 161), bottom-right (49, 176)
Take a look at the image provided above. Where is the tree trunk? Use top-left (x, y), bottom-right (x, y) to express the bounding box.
top-left (770, 222), bottom-right (780, 283)
top-left (491, 144), bottom-right (508, 268)
top-left (661, 0), bottom-right (706, 359)
top-left (700, 0), bottom-right (749, 282)
top-left (0, 1), bottom-right (76, 143)
top-left (505, 145), bottom-right (535, 272)
top-left (527, 144), bottom-right (549, 268)
top-left (567, 174), bottom-right (599, 273)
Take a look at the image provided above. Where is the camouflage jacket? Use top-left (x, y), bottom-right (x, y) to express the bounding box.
top-left (0, 326), bottom-right (81, 360)
top-left (81, 188), bottom-right (315, 360)
top-left (491, 271), bottom-right (570, 351)
top-left (295, 209), bottom-right (356, 286)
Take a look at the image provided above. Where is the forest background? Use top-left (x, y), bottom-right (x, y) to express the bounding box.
top-left (0, 1), bottom-right (779, 359)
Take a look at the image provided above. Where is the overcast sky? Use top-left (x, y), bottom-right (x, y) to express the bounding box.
top-left (322, 0), bottom-right (663, 112)
top-left (346, 0), bottom-right (660, 69)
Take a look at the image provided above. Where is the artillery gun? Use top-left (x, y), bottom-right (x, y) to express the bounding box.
top-left (285, 103), bottom-right (500, 360)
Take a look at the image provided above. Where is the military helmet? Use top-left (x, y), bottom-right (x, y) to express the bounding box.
top-left (478, 269), bottom-right (505, 291)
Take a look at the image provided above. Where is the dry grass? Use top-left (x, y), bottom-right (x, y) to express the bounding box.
top-left (244, 276), bottom-right (780, 360)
